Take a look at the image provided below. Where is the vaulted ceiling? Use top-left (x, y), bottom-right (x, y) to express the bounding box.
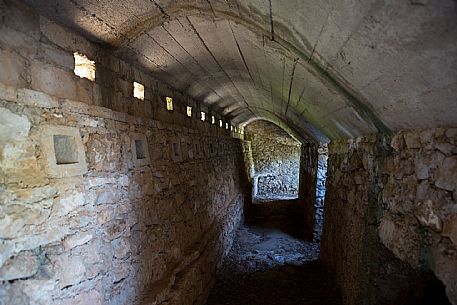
top-left (22, 0), bottom-right (457, 142)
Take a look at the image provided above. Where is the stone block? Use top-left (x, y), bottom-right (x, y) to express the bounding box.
top-left (435, 156), bottom-right (457, 191)
top-left (31, 61), bottom-right (77, 100)
top-left (86, 133), bottom-right (122, 172)
top-left (59, 288), bottom-right (103, 305)
top-left (0, 253), bottom-right (39, 281)
top-left (0, 26), bottom-right (38, 58)
top-left (40, 43), bottom-right (74, 70)
top-left (51, 191), bottom-right (86, 219)
top-left (39, 17), bottom-right (95, 58)
top-left (111, 237), bottom-right (131, 259)
top-left (56, 255), bottom-right (87, 289)
top-left (0, 107), bottom-right (31, 141)
top-left (414, 200), bottom-right (442, 232)
top-left (442, 214), bottom-right (457, 246)
top-left (131, 133), bottom-right (151, 167)
top-left (63, 232), bottom-right (93, 250)
top-left (404, 132), bottom-right (421, 149)
top-left (39, 125), bottom-right (87, 178)
top-left (0, 49), bottom-right (29, 87)
top-left (75, 77), bottom-right (94, 105)
top-left (16, 88), bottom-right (59, 108)
top-left (0, 82), bottom-right (17, 102)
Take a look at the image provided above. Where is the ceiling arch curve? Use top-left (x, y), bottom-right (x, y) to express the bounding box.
top-left (24, 0), bottom-right (457, 141)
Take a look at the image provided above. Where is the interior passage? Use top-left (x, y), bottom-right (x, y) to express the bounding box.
top-left (0, 1), bottom-right (456, 305)
top-left (206, 198), bottom-right (340, 305)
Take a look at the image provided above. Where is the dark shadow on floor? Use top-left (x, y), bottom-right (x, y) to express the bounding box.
top-left (246, 198), bottom-right (306, 240)
top-left (206, 199), bottom-right (342, 305)
top-left (207, 262), bottom-right (341, 305)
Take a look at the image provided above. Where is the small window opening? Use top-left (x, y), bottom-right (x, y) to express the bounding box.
top-left (73, 52), bottom-right (95, 81)
top-left (231, 125), bottom-right (233, 131)
top-left (187, 106), bottom-right (192, 117)
top-left (53, 135), bottom-right (79, 165)
top-left (166, 97), bottom-right (173, 111)
top-left (219, 120), bottom-right (223, 128)
top-left (212, 116), bottom-right (215, 124)
top-left (135, 139), bottom-right (146, 160)
top-left (201, 111), bottom-right (206, 121)
top-left (226, 123), bottom-right (229, 130)
top-left (133, 82), bottom-right (145, 101)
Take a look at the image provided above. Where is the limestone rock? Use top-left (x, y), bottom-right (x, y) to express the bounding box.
top-left (442, 214), bottom-right (457, 246)
top-left (56, 255), bottom-right (87, 288)
top-left (0, 108), bottom-right (31, 141)
top-left (0, 254), bottom-right (39, 280)
top-left (111, 237), bottom-right (130, 259)
top-left (404, 132), bottom-right (421, 149)
top-left (16, 88), bottom-right (59, 108)
top-left (59, 289), bottom-right (104, 305)
top-left (63, 232), bottom-right (93, 250)
top-left (414, 200), bottom-right (442, 232)
top-left (51, 191), bottom-right (85, 217)
top-left (435, 156), bottom-right (457, 191)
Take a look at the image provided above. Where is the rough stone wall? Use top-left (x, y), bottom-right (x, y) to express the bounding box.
top-left (314, 144), bottom-right (328, 240)
top-left (321, 129), bottom-right (457, 305)
top-left (380, 128), bottom-right (457, 304)
top-left (0, 2), bottom-right (249, 304)
top-left (298, 144), bottom-right (318, 240)
top-left (244, 121), bottom-right (301, 198)
top-left (297, 143), bottom-right (328, 241)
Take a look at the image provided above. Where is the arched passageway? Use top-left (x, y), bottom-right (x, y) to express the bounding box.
top-left (0, 0), bottom-right (456, 305)
top-left (206, 120), bottom-right (336, 304)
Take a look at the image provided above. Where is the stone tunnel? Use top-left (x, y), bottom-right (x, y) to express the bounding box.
top-left (0, 0), bottom-right (456, 304)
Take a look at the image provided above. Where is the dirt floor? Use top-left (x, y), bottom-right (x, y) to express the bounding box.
top-left (206, 199), bottom-right (342, 305)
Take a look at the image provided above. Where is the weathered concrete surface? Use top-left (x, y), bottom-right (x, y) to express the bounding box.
top-left (245, 120), bottom-right (301, 198)
top-left (322, 130), bottom-right (457, 305)
top-left (17, 0), bottom-right (457, 142)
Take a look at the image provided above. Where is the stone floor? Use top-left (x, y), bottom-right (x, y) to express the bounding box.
top-left (206, 199), bottom-right (341, 305)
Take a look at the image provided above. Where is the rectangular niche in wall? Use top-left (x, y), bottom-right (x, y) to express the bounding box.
top-left (131, 133), bottom-right (150, 167)
top-left (193, 140), bottom-right (202, 159)
top-left (53, 135), bottom-right (79, 165)
top-left (170, 138), bottom-right (182, 162)
top-left (186, 140), bottom-right (193, 160)
top-left (40, 125), bottom-right (87, 178)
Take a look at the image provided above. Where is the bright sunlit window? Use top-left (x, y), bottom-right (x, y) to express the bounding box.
top-left (226, 123), bottom-right (229, 130)
top-left (219, 119), bottom-right (223, 128)
top-left (133, 82), bottom-right (145, 101)
top-left (166, 97), bottom-right (173, 111)
top-left (211, 115), bottom-right (215, 124)
top-left (187, 106), bottom-right (192, 117)
top-left (201, 111), bottom-right (206, 121)
top-left (73, 52), bottom-right (95, 81)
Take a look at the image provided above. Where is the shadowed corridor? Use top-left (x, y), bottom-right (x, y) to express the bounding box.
top-left (206, 199), bottom-right (341, 305)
